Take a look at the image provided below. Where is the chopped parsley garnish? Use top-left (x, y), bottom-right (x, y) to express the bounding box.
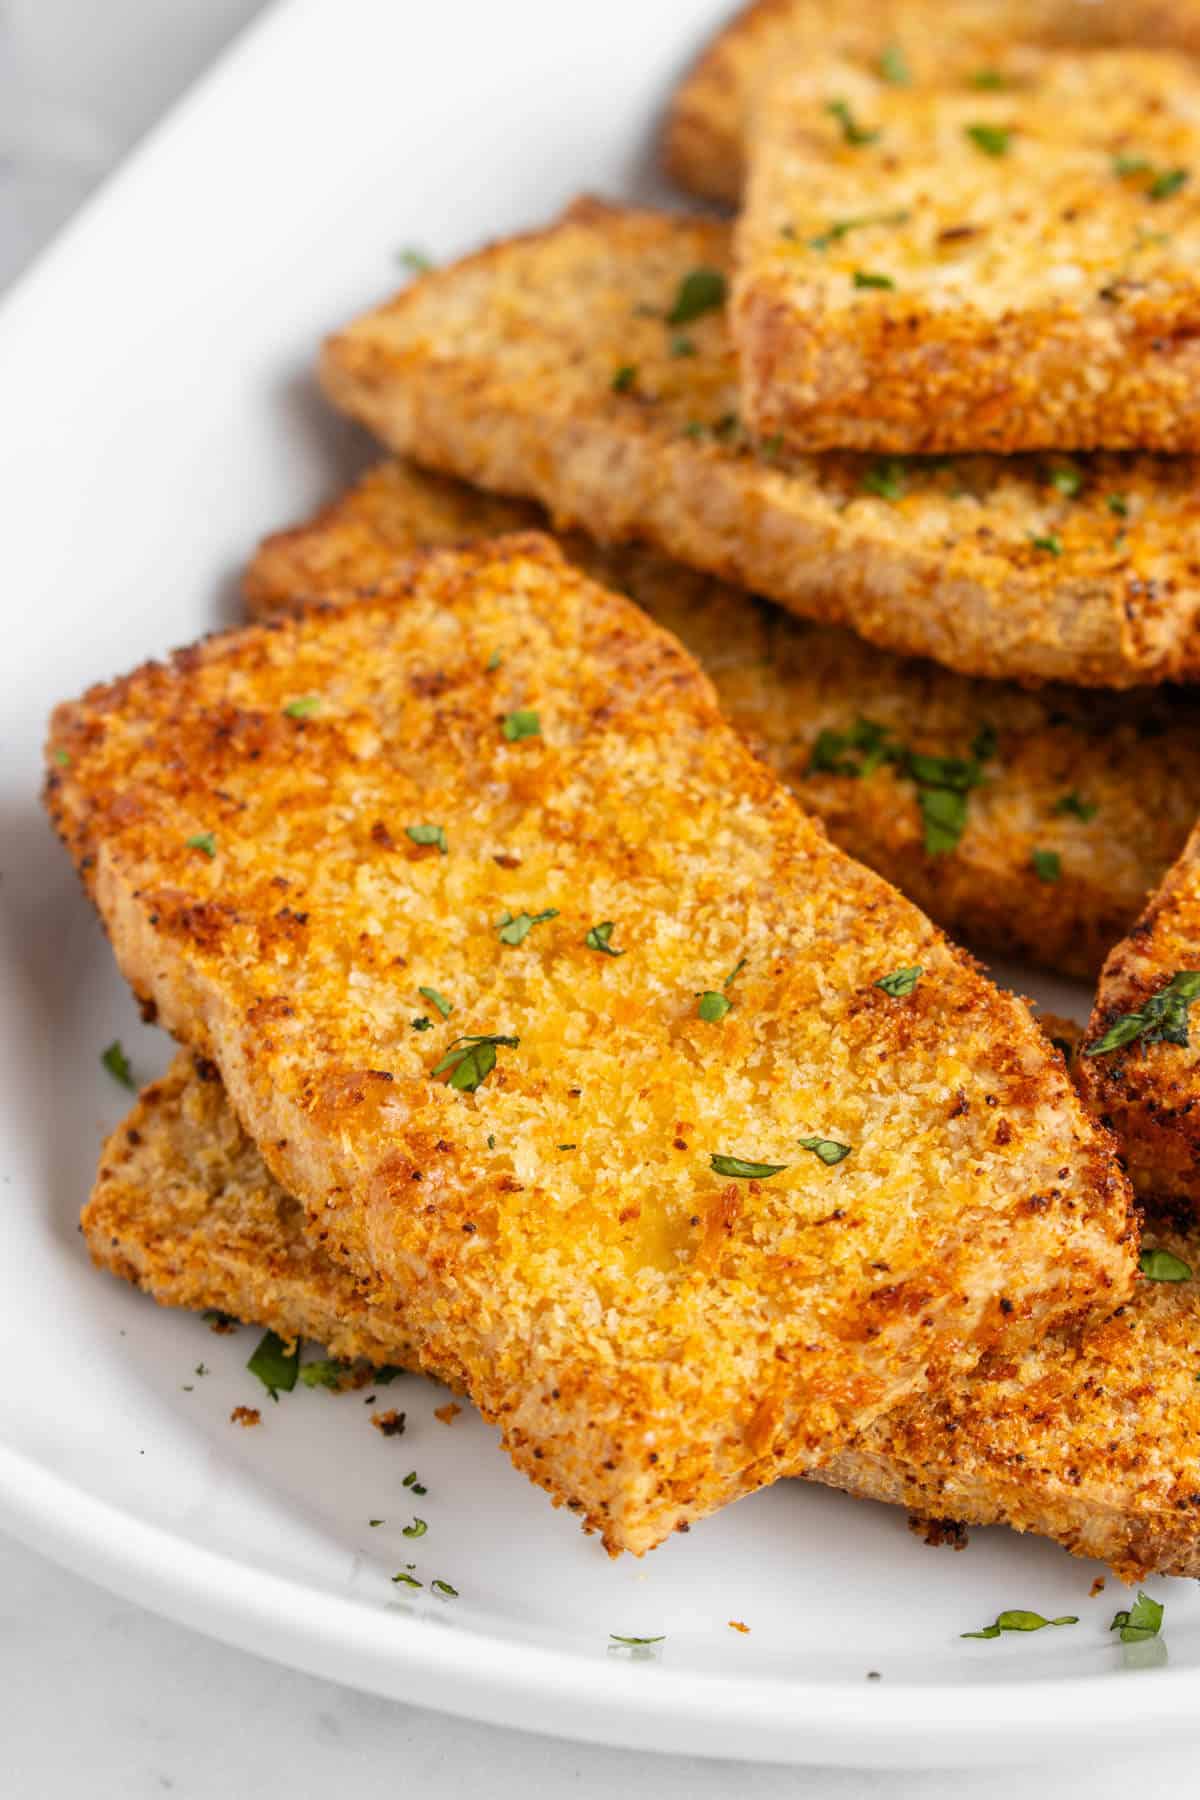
top-left (666, 268), bottom-right (727, 326)
top-left (398, 247), bottom-right (433, 273)
top-left (878, 43), bottom-right (911, 85)
top-left (402, 1517), bottom-right (428, 1538)
top-left (826, 98), bottom-right (879, 146)
top-left (431, 1579), bottom-right (458, 1598)
top-left (807, 715), bottom-right (992, 854)
top-left (807, 209), bottom-right (909, 251)
top-left (1113, 158), bottom-right (1189, 201)
top-left (299, 1360), bottom-right (351, 1390)
top-left (186, 832), bottom-right (216, 858)
top-left (697, 991), bottom-right (733, 1023)
top-left (1053, 791), bottom-right (1097, 821)
top-left (966, 123), bottom-right (1012, 157)
top-left (406, 823), bottom-right (448, 854)
top-left (247, 1329), bottom-right (300, 1399)
top-left (1031, 848), bottom-right (1061, 884)
top-left (1108, 493), bottom-right (1129, 517)
top-left (411, 1017), bottom-right (433, 1032)
top-left (392, 1571), bottom-right (422, 1588)
top-left (1048, 463), bottom-right (1084, 497)
top-left (496, 908), bottom-right (558, 946)
top-left (101, 1040), bottom-right (135, 1090)
top-left (1085, 970), bottom-right (1200, 1057)
top-left (610, 1634), bottom-right (664, 1645)
top-left (1139, 1247), bottom-right (1192, 1282)
top-left (670, 335), bottom-right (696, 357)
top-left (969, 68), bottom-right (1008, 89)
top-left (585, 920), bottom-right (625, 957)
top-left (1029, 533), bottom-right (1062, 555)
top-left (797, 1136), bottom-right (852, 1165)
top-left (432, 1033), bottom-right (520, 1093)
top-left (485, 650), bottom-right (502, 672)
top-left (418, 985), bottom-right (453, 1018)
top-left (369, 1519), bottom-right (384, 1527)
top-left (725, 957), bottom-right (747, 987)
top-left (283, 696), bottom-right (321, 719)
top-left (963, 1610), bottom-right (1078, 1639)
top-left (1111, 1593), bottom-right (1163, 1643)
top-left (502, 709), bottom-right (541, 742)
top-left (876, 966), bottom-right (922, 997)
top-left (853, 269), bottom-right (895, 289)
top-left (1150, 167), bottom-right (1189, 201)
top-left (53, 747), bottom-right (70, 766)
top-left (919, 787), bottom-right (970, 855)
top-left (862, 458), bottom-right (907, 500)
top-left (486, 1134), bottom-right (496, 1149)
top-left (710, 1154), bottom-right (788, 1179)
top-left (612, 364), bottom-right (637, 393)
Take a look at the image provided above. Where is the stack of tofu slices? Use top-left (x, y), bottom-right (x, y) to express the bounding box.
top-left (49, 0), bottom-right (1200, 1579)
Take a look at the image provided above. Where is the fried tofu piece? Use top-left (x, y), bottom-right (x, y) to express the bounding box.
top-left (89, 1052), bottom-right (1200, 1583)
top-left (245, 459), bottom-right (1200, 982)
top-left (319, 201), bottom-right (1200, 687)
top-left (664, 0), bottom-right (1200, 205)
top-left (46, 535), bottom-right (1134, 1553)
top-left (733, 48), bottom-right (1200, 455)
top-left (1078, 825), bottom-right (1200, 1206)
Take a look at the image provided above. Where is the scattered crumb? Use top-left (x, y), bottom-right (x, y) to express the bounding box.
top-left (1090, 1577), bottom-right (1106, 1597)
top-left (866, 1671), bottom-right (882, 1681)
top-left (207, 1313), bottom-right (238, 1336)
top-left (908, 1513), bottom-right (968, 1551)
top-left (434, 1402), bottom-right (462, 1426)
top-left (372, 1409), bottom-right (407, 1438)
top-left (728, 1619), bottom-right (750, 1634)
top-left (230, 1406), bottom-right (260, 1428)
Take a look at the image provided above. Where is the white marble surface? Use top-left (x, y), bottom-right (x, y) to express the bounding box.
top-left (3, 5), bottom-right (1199, 1793)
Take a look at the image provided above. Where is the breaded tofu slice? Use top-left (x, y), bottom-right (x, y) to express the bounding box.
top-left (319, 201), bottom-right (1200, 688)
top-left (1079, 825), bottom-right (1200, 1207)
top-left (733, 47), bottom-right (1200, 455)
top-left (664, 0), bottom-right (1200, 205)
top-left (246, 459), bottom-right (1200, 982)
top-left (46, 535), bottom-right (1134, 1554)
top-left (88, 1051), bottom-right (1200, 1583)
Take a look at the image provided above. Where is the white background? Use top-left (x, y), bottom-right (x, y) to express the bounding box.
top-left (0, 3), bottom-right (1195, 1793)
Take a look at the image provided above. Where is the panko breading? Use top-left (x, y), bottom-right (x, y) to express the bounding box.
top-left (734, 48), bottom-right (1200, 455)
top-left (664, 0), bottom-right (1200, 205)
top-left (90, 1052), bottom-right (1200, 1583)
top-left (1079, 825), bottom-right (1200, 1206)
top-left (318, 201), bottom-right (1200, 688)
top-left (246, 459), bottom-right (1200, 982)
top-left (46, 535), bottom-right (1134, 1554)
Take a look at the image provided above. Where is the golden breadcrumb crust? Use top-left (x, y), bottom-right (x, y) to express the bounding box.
top-left (734, 48), bottom-right (1200, 455)
top-left (1079, 825), bottom-right (1200, 1206)
top-left (318, 201), bottom-right (1200, 688)
top-left (664, 0), bottom-right (1200, 205)
top-left (46, 535), bottom-right (1134, 1553)
top-left (88, 1051), bottom-right (1200, 1583)
top-left (246, 459), bottom-right (1200, 982)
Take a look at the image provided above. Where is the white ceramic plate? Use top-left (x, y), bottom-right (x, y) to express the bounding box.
top-left (1, 0), bottom-right (1197, 1767)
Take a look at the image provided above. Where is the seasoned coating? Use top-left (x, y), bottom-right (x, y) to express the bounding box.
top-left (734, 48), bottom-right (1200, 455)
top-left (820, 1217), bottom-right (1200, 1582)
top-left (319, 201), bottom-right (1200, 688)
top-left (90, 1053), bottom-right (1200, 1583)
top-left (664, 0), bottom-right (1200, 205)
top-left (45, 535), bottom-right (1134, 1553)
top-left (1079, 826), bottom-right (1200, 1207)
top-left (246, 459), bottom-right (1200, 982)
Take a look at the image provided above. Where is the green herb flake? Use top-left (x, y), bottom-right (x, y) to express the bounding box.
top-left (1029, 533), bottom-right (1062, 555)
top-left (1114, 154), bottom-right (1153, 178)
top-left (611, 363), bottom-right (637, 393)
top-left (1085, 970), bottom-right (1200, 1057)
top-left (100, 1040), bottom-right (135, 1090)
top-left (1150, 167), bottom-right (1189, 201)
top-left (1031, 848), bottom-right (1061, 884)
top-left (299, 1359), bottom-right (351, 1390)
top-left (186, 832), bottom-right (216, 858)
top-left (411, 1016), bottom-right (433, 1032)
top-left (432, 1033), bottom-right (520, 1093)
top-left (1110, 1592), bottom-right (1163, 1643)
top-left (502, 709), bottom-right (541, 742)
top-left (392, 1571), bottom-right (422, 1588)
top-left (402, 1517), bottom-right (428, 1539)
top-left (710, 1154), bottom-right (789, 1180)
top-left (966, 123), bottom-right (1012, 157)
top-left (670, 335), bottom-right (696, 358)
top-left (1053, 790), bottom-right (1098, 821)
top-left (725, 956), bottom-right (748, 987)
top-left (970, 68), bottom-right (1008, 89)
top-left (585, 920), bottom-right (625, 957)
top-left (1139, 1247), bottom-right (1193, 1282)
top-left (853, 269), bottom-right (895, 289)
top-left (405, 823), bottom-right (448, 855)
top-left (1108, 493), bottom-right (1129, 517)
top-left (879, 43), bottom-right (911, 85)
top-left (826, 98), bottom-right (879, 146)
top-left (398, 248), bottom-right (434, 274)
top-left (919, 785), bottom-right (969, 856)
top-left (797, 1135), bottom-right (852, 1165)
top-left (496, 908), bottom-right (558, 946)
top-left (963, 1610), bottom-right (1078, 1639)
top-left (876, 965), bottom-right (923, 997)
top-left (432, 1579), bottom-right (459, 1598)
top-left (369, 1519), bottom-right (384, 1527)
top-left (666, 268), bottom-right (727, 326)
top-left (697, 990), bottom-right (733, 1023)
top-left (807, 209), bottom-right (910, 251)
top-left (283, 695), bottom-right (321, 719)
top-left (610, 1634), bottom-right (665, 1646)
top-left (485, 650), bottom-right (502, 672)
top-left (247, 1329), bottom-right (300, 1399)
top-left (418, 985), bottom-right (454, 1018)
top-left (1048, 463), bottom-right (1084, 497)
top-left (53, 747), bottom-right (71, 767)
top-left (862, 457), bottom-right (907, 499)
